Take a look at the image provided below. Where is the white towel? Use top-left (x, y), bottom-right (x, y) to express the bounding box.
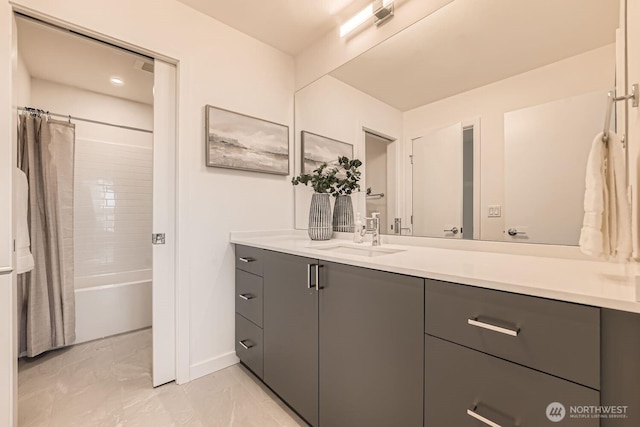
top-left (14, 168), bottom-right (34, 274)
top-left (579, 132), bottom-right (632, 261)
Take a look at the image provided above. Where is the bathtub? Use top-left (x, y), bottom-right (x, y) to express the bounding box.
top-left (74, 269), bottom-right (152, 344)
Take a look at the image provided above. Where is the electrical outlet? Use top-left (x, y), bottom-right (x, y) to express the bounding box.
top-left (488, 205), bottom-right (502, 218)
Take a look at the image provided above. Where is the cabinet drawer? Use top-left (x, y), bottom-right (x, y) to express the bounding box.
top-left (236, 269), bottom-right (263, 327)
top-left (235, 313), bottom-right (263, 379)
top-left (235, 245), bottom-right (264, 276)
top-left (425, 280), bottom-right (600, 389)
top-left (425, 335), bottom-right (599, 427)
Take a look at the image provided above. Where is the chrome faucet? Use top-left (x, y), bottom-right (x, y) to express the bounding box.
top-left (361, 212), bottom-right (381, 246)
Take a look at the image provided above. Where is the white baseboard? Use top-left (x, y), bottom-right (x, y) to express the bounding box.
top-left (189, 351), bottom-right (240, 381)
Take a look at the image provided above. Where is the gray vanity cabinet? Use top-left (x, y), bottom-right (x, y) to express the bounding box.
top-left (236, 244), bottom-right (640, 427)
top-left (425, 279), bottom-right (600, 389)
top-left (263, 251), bottom-right (319, 427)
top-left (601, 309), bottom-right (640, 427)
top-left (319, 262), bottom-right (424, 427)
top-left (425, 335), bottom-right (599, 426)
top-left (235, 314), bottom-right (263, 378)
top-left (235, 246), bottom-right (265, 379)
top-left (424, 280), bottom-right (602, 426)
top-left (256, 250), bottom-right (424, 427)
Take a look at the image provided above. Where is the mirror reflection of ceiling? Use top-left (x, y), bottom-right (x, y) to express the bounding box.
top-left (329, 0), bottom-right (618, 111)
top-left (16, 16), bottom-right (154, 105)
top-left (176, 0), bottom-right (377, 55)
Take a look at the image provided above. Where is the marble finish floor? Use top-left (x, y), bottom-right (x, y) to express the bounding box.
top-left (18, 328), bottom-right (307, 427)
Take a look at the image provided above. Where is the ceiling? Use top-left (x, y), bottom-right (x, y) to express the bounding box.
top-left (175, 0), bottom-right (377, 55)
top-left (15, 0), bottom-right (618, 110)
top-left (17, 17), bottom-right (154, 105)
top-left (329, 0), bottom-right (618, 111)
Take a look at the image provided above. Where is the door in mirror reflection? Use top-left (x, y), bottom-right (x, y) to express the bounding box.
top-left (504, 90), bottom-right (609, 245)
top-left (412, 122), bottom-right (466, 239)
top-left (365, 131), bottom-right (394, 235)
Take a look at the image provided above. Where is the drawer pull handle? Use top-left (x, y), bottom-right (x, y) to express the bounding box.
top-left (467, 409), bottom-right (502, 427)
top-left (238, 294), bottom-right (254, 301)
top-left (238, 340), bottom-right (253, 350)
top-left (238, 257), bottom-right (255, 263)
top-left (468, 318), bottom-right (519, 337)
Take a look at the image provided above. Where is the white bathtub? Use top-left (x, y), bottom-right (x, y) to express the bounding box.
top-left (74, 269), bottom-right (152, 344)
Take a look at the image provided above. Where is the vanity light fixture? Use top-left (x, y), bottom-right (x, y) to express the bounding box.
top-left (340, 0), bottom-right (395, 38)
top-left (110, 76), bottom-right (124, 86)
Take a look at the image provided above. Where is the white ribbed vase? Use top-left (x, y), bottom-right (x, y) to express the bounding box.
top-left (308, 193), bottom-right (332, 241)
top-left (332, 195), bottom-right (354, 232)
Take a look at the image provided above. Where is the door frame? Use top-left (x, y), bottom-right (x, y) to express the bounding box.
top-left (356, 124), bottom-right (400, 235)
top-left (8, 7), bottom-right (185, 423)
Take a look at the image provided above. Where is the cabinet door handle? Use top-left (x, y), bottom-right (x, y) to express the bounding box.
top-left (467, 409), bottom-right (502, 427)
top-left (238, 294), bottom-right (254, 301)
top-left (238, 340), bottom-right (253, 350)
top-left (307, 263), bottom-right (321, 290)
top-left (238, 257), bottom-right (255, 263)
top-left (468, 318), bottom-right (519, 337)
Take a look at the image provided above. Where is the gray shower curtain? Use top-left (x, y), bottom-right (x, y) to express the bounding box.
top-left (18, 113), bottom-right (76, 357)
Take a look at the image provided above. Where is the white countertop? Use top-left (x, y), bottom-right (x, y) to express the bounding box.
top-left (230, 230), bottom-right (640, 313)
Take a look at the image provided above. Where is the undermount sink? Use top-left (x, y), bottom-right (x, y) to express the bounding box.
top-left (313, 244), bottom-right (406, 258)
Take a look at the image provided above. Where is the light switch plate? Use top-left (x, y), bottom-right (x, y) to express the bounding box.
top-left (488, 205), bottom-right (502, 218)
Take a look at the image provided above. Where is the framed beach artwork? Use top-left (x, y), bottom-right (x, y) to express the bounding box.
top-left (205, 105), bottom-right (290, 175)
top-left (301, 131), bottom-right (353, 174)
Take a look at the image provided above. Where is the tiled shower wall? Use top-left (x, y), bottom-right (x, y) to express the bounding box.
top-left (29, 79), bottom-right (154, 290)
top-left (74, 135), bottom-right (153, 288)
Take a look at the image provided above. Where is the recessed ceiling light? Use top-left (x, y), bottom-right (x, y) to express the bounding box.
top-left (110, 77), bottom-right (124, 86)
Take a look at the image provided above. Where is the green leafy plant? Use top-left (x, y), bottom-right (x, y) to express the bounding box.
top-left (291, 163), bottom-right (339, 194)
top-left (335, 156), bottom-right (363, 196)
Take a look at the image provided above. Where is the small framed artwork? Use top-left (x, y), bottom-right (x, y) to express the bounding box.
top-left (205, 105), bottom-right (290, 175)
top-left (301, 131), bottom-right (353, 174)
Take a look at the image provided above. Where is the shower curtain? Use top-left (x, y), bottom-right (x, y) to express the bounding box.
top-left (17, 113), bottom-right (76, 357)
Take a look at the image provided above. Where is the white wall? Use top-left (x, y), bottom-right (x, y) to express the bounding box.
top-left (1, 7), bottom-right (16, 272)
top-left (628, 0), bottom-right (640, 259)
top-left (16, 56), bottom-right (29, 106)
top-left (30, 78), bottom-right (152, 129)
top-left (294, 75), bottom-right (403, 230)
top-left (0, 11), bottom-right (18, 427)
top-left (2, 0), bottom-right (295, 385)
top-left (403, 44), bottom-right (615, 241)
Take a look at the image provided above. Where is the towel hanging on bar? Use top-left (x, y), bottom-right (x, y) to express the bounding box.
top-left (580, 131), bottom-right (631, 262)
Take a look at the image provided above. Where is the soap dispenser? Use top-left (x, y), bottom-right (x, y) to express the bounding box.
top-left (354, 212), bottom-right (364, 243)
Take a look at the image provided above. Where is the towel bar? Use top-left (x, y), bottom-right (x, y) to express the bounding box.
top-left (603, 83), bottom-right (638, 144)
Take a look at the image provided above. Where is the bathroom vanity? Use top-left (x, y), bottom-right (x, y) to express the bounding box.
top-left (232, 232), bottom-right (640, 427)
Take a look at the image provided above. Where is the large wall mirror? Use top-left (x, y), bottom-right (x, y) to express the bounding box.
top-left (294, 0), bottom-right (624, 245)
